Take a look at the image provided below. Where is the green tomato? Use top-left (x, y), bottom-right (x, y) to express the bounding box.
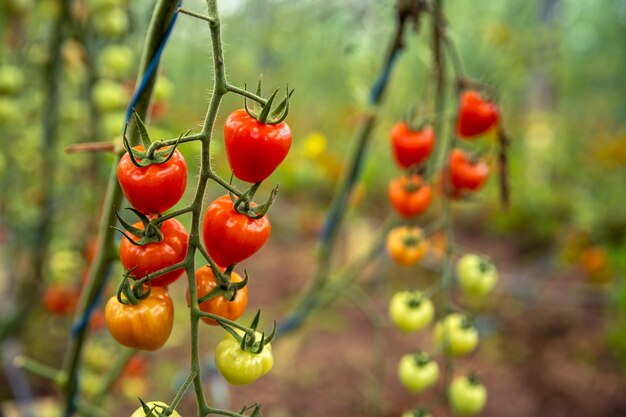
top-left (0, 98), bottom-right (21, 124)
top-left (92, 80), bottom-right (127, 112)
top-left (214, 331), bottom-right (273, 385)
top-left (130, 401), bottom-right (181, 417)
top-left (0, 65), bottom-right (25, 95)
top-left (449, 376), bottom-right (487, 416)
top-left (101, 111), bottom-right (126, 138)
top-left (401, 410), bottom-right (433, 417)
top-left (397, 353), bottom-right (439, 393)
top-left (434, 313), bottom-right (478, 357)
top-left (388, 291), bottom-right (434, 333)
top-left (86, 0), bottom-right (125, 13)
top-left (92, 7), bottom-right (129, 38)
top-left (154, 76), bottom-right (174, 101)
top-left (99, 44), bottom-right (134, 78)
top-left (457, 254), bottom-right (498, 297)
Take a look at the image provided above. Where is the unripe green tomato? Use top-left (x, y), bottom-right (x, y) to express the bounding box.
top-left (154, 76), bottom-right (174, 101)
top-left (215, 331), bottom-right (273, 385)
top-left (457, 254), bottom-right (498, 297)
top-left (0, 65), bottom-right (25, 95)
top-left (397, 353), bottom-right (439, 393)
top-left (0, 98), bottom-right (21, 124)
top-left (388, 291), bottom-right (434, 333)
top-left (402, 410), bottom-right (433, 417)
top-left (99, 44), bottom-right (134, 78)
top-left (86, 0), bottom-right (125, 13)
top-left (130, 401), bottom-right (181, 417)
top-left (101, 111), bottom-right (126, 138)
top-left (92, 7), bottom-right (129, 38)
top-left (434, 313), bottom-right (478, 357)
top-left (92, 80), bottom-right (127, 112)
top-left (449, 376), bottom-right (487, 416)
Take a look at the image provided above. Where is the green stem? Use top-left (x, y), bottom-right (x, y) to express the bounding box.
top-left (13, 356), bottom-right (65, 385)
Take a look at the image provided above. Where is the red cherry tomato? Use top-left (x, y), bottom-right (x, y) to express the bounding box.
top-left (119, 218), bottom-right (188, 286)
top-left (388, 175), bottom-right (433, 218)
top-left (117, 146), bottom-right (187, 215)
top-left (224, 109), bottom-right (292, 183)
top-left (202, 195), bottom-right (270, 267)
top-left (390, 123), bottom-right (435, 169)
top-left (456, 90), bottom-right (499, 139)
top-left (449, 149), bottom-right (489, 191)
top-left (43, 284), bottom-right (79, 315)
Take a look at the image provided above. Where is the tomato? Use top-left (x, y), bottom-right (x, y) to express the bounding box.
top-left (130, 401), bottom-right (181, 417)
top-left (122, 355), bottom-right (149, 378)
top-left (457, 254), bottom-right (498, 297)
top-left (224, 109), bottom-right (292, 183)
top-left (449, 376), bottom-right (487, 416)
top-left (449, 149), bottom-right (489, 191)
top-left (0, 65), bottom-right (24, 95)
top-left (398, 352), bottom-right (439, 393)
top-left (214, 331), bottom-right (273, 385)
top-left (98, 45), bottom-right (134, 78)
top-left (388, 175), bottom-right (433, 218)
top-left (402, 410), bottom-right (432, 417)
top-left (105, 287), bottom-right (174, 351)
top-left (43, 284), bottom-right (79, 315)
top-left (119, 218), bottom-right (188, 287)
top-left (390, 122), bottom-right (435, 169)
top-left (434, 313), bottom-right (478, 357)
top-left (202, 195), bottom-right (270, 267)
top-left (92, 79), bottom-right (128, 112)
top-left (186, 266), bottom-right (248, 325)
top-left (92, 7), bottom-right (129, 38)
top-left (388, 290), bottom-right (434, 332)
top-left (386, 226), bottom-right (428, 266)
top-left (456, 90), bottom-right (499, 139)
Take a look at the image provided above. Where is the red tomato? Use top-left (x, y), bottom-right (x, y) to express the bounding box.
top-left (390, 123), bottom-right (435, 168)
top-left (186, 266), bottom-right (248, 325)
top-left (202, 195), bottom-right (270, 267)
top-left (224, 109), bottom-right (292, 183)
top-left (119, 218), bottom-right (188, 286)
top-left (122, 355), bottom-right (149, 378)
top-left (449, 149), bottom-right (489, 191)
top-left (388, 175), bottom-right (433, 218)
top-left (43, 284), bottom-right (79, 315)
top-left (456, 90), bottom-right (500, 139)
top-left (117, 146), bottom-right (187, 215)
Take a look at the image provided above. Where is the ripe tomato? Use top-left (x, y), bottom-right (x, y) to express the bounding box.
top-left (119, 218), bottom-right (188, 287)
top-left (386, 226), bottom-right (428, 266)
top-left (186, 266), bottom-right (248, 325)
top-left (449, 149), bottom-right (489, 191)
top-left (388, 175), bottom-right (433, 218)
top-left (390, 122), bottom-right (435, 169)
top-left (214, 331), bottom-right (273, 385)
top-left (117, 146), bottom-right (187, 215)
top-left (388, 290), bottom-right (434, 332)
top-left (456, 90), bottom-right (499, 138)
top-left (434, 313), bottom-right (478, 357)
top-left (224, 109), bottom-right (292, 183)
top-left (105, 287), bottom-right (174, 351)
top-left (449, 376), bottom-right (487, 416)
top-left (130, 401), bottom-right (182, 417)
top-left (43, 284), bottom-right (79, 315)
top-left (202, 195), bottom-right (270, 267)
top-left (397, 353), bottom-right (439, 393)
top-left (457, 254), bottom-right (498, 297)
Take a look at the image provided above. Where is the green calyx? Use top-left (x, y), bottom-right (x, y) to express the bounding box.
top-left (412, 352), bottom-right (432, 367)
top-left (219, 310), bottom-right (276, 354)
top-left (116, 275), bottom-right (151, 306)
top-left (239, 403), bottom-right (262, 417)
top-left (114, 207), bottom-right (163, 246)
top-left (244, 78), bottom-right (294, 124)
top-left (406, 292), bottom-right (423, 308)
top-left (138, 399), bottom-right (168, 417)
top-left (231, 182), bottom-right (279, 220)
top-left (197, 266), bottom-right (249, 304)
top-left (478, 257), bottom-right (494, 273)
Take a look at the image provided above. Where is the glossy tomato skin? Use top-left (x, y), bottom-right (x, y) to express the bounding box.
top-left (119, 218), bottom-right (188, 286)
top-left (202, 195), bottom-right (270, 267)
top-left (449, 149), bottom-right (489, 191)
top-left (224, 109), bottom-right (292, 183)
top-left (130, 401), bottom-right (182, 417)
top-left (105, 287), bottom-right (174, 351)
top-left (457, 254), bottom-right (498, 297)
top-left (390, 123), bottom-right (435, 169)
top-left (456, 90), bottom-right (499, 139)
top-left (186, 266), bottom-right (248, 325)
top-left (386, 226), bottom-right (429, 266)
top-left (449, 376), bottom-right (487, 416)
top-left (117, 146), bottom-right (187, 215)
top-left (214, 331), bottom-right (273, 385)
top-left (388, 290), bottom-right (434, 332)
top-left (434, 313), bottom-right (479, 357)
top-left (397, 354), bottom-right (439, 393)
top-left (388, 175), bottom-right (433, 218)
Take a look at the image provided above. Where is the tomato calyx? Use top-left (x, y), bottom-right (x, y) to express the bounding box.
top-left (466, 371), bottom-right (482, 386)
top-left (230, 182), bottom-right (279, 220)
top-left (411, 352), bottom-right (433, 367)
top-left (243, 80), bottom-right (294, 125)
top-left (477, 257), bottom-right (495, 274)
top-left (197, 265), bottom-right (249, 304)
top-left (137, 398), bottom-right (169, 417)
top-left (219, 310), bottom-right (276, 355)
top-left (239, 403), bottom-right (263, 417)
top-left (115, 208), bottom-right (164, 246)
top-left (116, 275), bottom-right (152, 306)
top-left (406, 292), bottom-right (424, 308)
top-left (406, 408), bottom-right (431, 417)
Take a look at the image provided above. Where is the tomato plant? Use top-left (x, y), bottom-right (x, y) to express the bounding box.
top-left (449, 375), bottom-right (487, 416)
top-left (434, 313), bottom-right (479, 357)
top-left (117, 146), bottom-right (188, 215)
top-left (457, 254), bottom-right (498, 297)
top-left (397, 353), bottom-right (439, 393)
top-left (187, 265), bottom-right (248, 325)
top-left (388, 290), bottom-right (434, 332)
top-left (130, 401), bottom-right (182, 417)
top-left (119, 218), bottom-right (188, 287)
top-left (388, 174), bottom-right (433, 218)
top-left (456, 90), bottom-right (499, 139)
top-left (105, 287), bottom-right (174, 351)
top-left (202, 195), bottom-right (271, 267)
top-left (449, 149), bottom-right (489, 191)
top-left (390, 122), bottom-right (435, 169)
top-left (224, 108), bottom-right (292, 183)
top-left (214, 331), bottom-right (273, 385)
top-left (386, 226), bottom-right (428, 266)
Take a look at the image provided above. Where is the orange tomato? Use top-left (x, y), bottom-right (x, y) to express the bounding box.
top-left (386, 226), bottom-right (429, 266)
top-left (388, 175), bottom-right (433, 218)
